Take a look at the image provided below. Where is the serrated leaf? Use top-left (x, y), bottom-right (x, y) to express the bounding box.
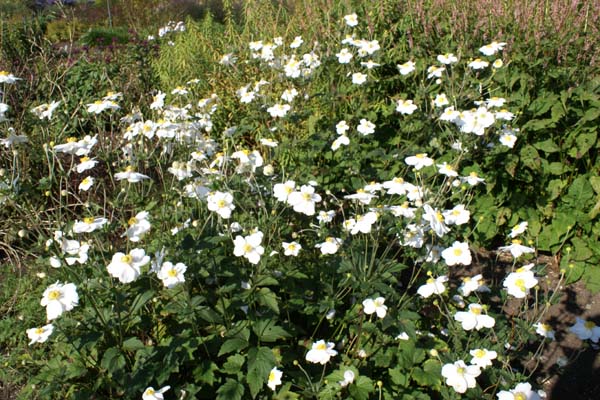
top-left (219, 338), bottom-right (249, 357)
top-left (256, 287), bottom-right (279, 314)
top-left (222, 354), bottom-right (245, 375)
top-left (193, 360), bottom-right (219, 386)
top-left (533, 139), bottom-right (560, 153)
top-left (247, 346), bottom-right (276, 398)
top-left (252, 319), bottom-right (291, 342)
top-left (216, 379), bottom-right (244, 400)
top-left (100, 347), bottom-right (125, 374)
top-left (348, 376), bottom-right (374, 400)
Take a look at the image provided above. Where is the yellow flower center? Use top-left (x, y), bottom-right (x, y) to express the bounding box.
top-left (121, 254), bottom-right (133, 264)
top-left (469, 172), bottom-right (478, 177)
top-left (128, 217), bottom-right (138, 226)
top-left (288, 244), bottom-right (296, 251)
top-left (145, 389), bottom-right (155, 395)
top-left (80, 156), bottom-right (90, 163)
top-left (243, 244), bottom-right (253, 253)
top-left (512, 239), bottom-right (522, 245)
top-left (456, 367), bottom-right (465, 374)
top-left (0, 71), bottom-right (8, 76)
top-left (474, 349), bottom-right (486, 358)
top-left (67, 137), bottom-right (78, 143)
top-left (81, 177), bottom-right (92, 185)
top-left (268, 371), bottom-right (276, 381)
top-left (217, 199), bottom-right (227, 208)
top-left (125, 166), bottom-right (135, 172)
top-left (435, 211), bottom-right (444, 222)
top-left (326, 237), bottom-right (334, 243)
top-left (514, 393), bottom-right (526, 400)
top-left (47, 290), bottom-right (61, 300)
top-left (315, 343), bottom-right (327, 350)
top-left (83, 217), bottom-right (95, 224)
top-left (94, 100), bottom-right (103, 105)
top-left (453, 248), bottom-right (463, 256)
top-left (585, 321), bottom-right (596, 329)
top-left (515, 278), bottom-right (526, 291)
top-left (426, 278), bottom-right (434, 284)
top-left (167, 268), bottom-right (178, 277)
top-left (35, 328), bottom-right (44, 335)
top-left (471, 307), bottom-right (482, 315)
top-left (302, 192), bottom-right (312, 201)
top-left (416, 153), bottom-right (425, 158)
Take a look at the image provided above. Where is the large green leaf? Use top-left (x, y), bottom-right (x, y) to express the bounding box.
top-left (247, 346), bottom-right (276, 398)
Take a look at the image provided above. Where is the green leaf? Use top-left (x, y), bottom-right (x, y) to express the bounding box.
top-left (533, 139), bottom-right (560, 153)
top-left (565, 176), bottom-right (594, 205)
top-left (193, 360), bottom-right (219, 386)
top-left (348, 376), bottom-right (374, 400)
top-left (247, 346), bottom-right (276, 398)
top-left (122, 337), bottom-right (145, 351)
top-left (128, 289), bottom-right (155, 316)
top-left (568, 131), bottom-right (597, 158)
top-left (252, 319), bottom-right (291, 343)
top-left (216, 379), bottom-right (245, 400)
top-left (256, 287), bottom-right (279, 314)
top-left (389, 367), bottom-right (408, 387)
top-left (222, 354), bottom-right (246, 375)
top-left (590, 177), bottom-right (600, 194)
top-left (411, 359), bottom-right (441, 387)
top-left (219, 338), bottom-right (249, 357)
top-left (100, 347), bottom-right (126, 374)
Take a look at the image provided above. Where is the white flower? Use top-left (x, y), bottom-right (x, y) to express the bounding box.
top-left (362, 297), bottom-right (387, 318)
top-left (441, 241), bottom-right (472, 266)
top-left (267, 103), bottom-right (291, 118)
top-left (344, 13), bottom-right (358, 27)
top-left (114, 166), bottom-right (150, 183)
top-left (397, 61), bottom-right (415, 75)
top-left (73, 217), bottom-right (108, 233)
top-left (417, 276), bottom-right (448, 298)
top-left (360, 59), bottom-right (380, 69)
top-left (233, 231), bottom-right (264, 264)
top-left (437, 162), bottom-right (458, 177)
top-left (339, 370), bottom-right (355, 387)
top-left (273, 180), bottom-right (296, 203)
top-left (422, 204), bottom-right (450, 237)
top-left (462, 171), bottom-right (486, 186)
top-left (569, 317), bottom-right (600, 342)
top-left (260, 138), bottom-right (279, 148)
top-left (106, 249), bottom-right (150, 284)
top-left (479, 41), bottom-right (506, 56)
top-left (496, 382), bottom-right (541, 400)
top-left (281, 88), bottom-right (298, 103)
top-left (31, 101), bottom-right (60, 120)
top-left (405, 153), bottom-right (433, 170)
top-left (124, 211), bottom-right (151, 242)
top-left (317, 210), bottom-right (335, 224)
top-left (468, 58), bottom-right (489, 70)
top-left (433, 93), bottom-right (449, 108)
top-left (496, 109), bottom-right (515, 120)
top-left (469, 348), bottom-right (497, 369)
top-left (78, 176), bottom-right (94, 192)
top-left (290, 36), bottom-right (303, 48)
top-left (336, 120), bottom-right (350, 135)
top-left (503, 264), bottom-right (538, 298)
top-left (150, 91), bottom-right (166, 109)
top-left (499, 131), bottom-right (517, 148)
top-left (75, 157), bottom-right (98, 173)
top-left (487, 97), bottom-right (506, 108)
top-left (427, 65), bottom-right (445, 79)
top-left (437, 53), bottom-right (458, 64)
top-left (351, 72), bottom-right (367, 85)
top-left (357, 119), bottom-right (375, 135)
top-left (282, 241), bottom-right (302, 256)
top-left (305, 340), bottom-right (337, 364)
top-left (26, 324), bottom-right (54, 345)
top-left (40, 281), bottom-right (79, 320)
top-left (350, 211), bottom-right (378, 234)
top-left (509, 221), bottom-right (528, 238)
top-left (336, 48), bottom-right (353, 64)
top-left (315, 237), bottom-right (342, 255)
top-left (331, 134), bottom-right (350, 150)
top-left (443, 204), bottom-right (470, 225)
top-left (498, 240), bottom-right (535, 258)
top-left (168, 161), bottom-right (193, 181)
top-left (287, 185), bottom-right (321, 216)
top-left (454, 303), bottom-right (495, 331)
top-left (207, 191), bottom-right (235, 219)
top-left (396, 99), bottom-right (418, 115)
top-left (267, 367), bottom-right (283, 391)
top-left (60, 239), bottom-right (90, 265)
top-left (441, 360), bottom-right (481, 393)
top-left (0, 70), bottom-right (20, 84)
top-left (533, 322), bottom-right (555, 340)
top-left (142, 386), bottom-right (170, 400)
top-left (157, 262), bottom-right (187, 288)
top-left (344, 189), bottom-right (377, 205)
top-left (86, 99), bottom-right (120, 114)
top-left (458, 274), bottom-right (490, 296)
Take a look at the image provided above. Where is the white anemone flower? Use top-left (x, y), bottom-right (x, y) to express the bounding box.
top-left (454, 303), bottom-right (495, 331)
top-left (73, 217), bottom-right (108, 233)
top-left (496, 382), bottom-right (541, 400)
top-left (142, 386), bottom-right (171, 400)
top-left (233, 231), bottom-right (264, 264)
top-left (362, 297), bottom-right (387, 318)
top-left (441, 241), bottom-right (472, 266)
top-left (273, 180), bottom-right (296, 203)
top-left (503, 264), bottom-right (538, 298)
top-left (157, 262), bottom-right (187, 288)
top-left (114, 166), bottom-right (150, 183)
top-left (569, 317), bottom-right (600, 342)
top-left (396, 99), bottom-right (418, 115)
top-left (315, 237), bottom-right (342, 255)
top-left (469, 348), bottom-right (497, 369)
top-left (441, 360), bottom-right (481, 393)
top-left (26, 324), bottom-right (54, 345)
top-left (207, 191), bottom-right (235, 219)
top-left (106, 249), bottom-right (150, 283)
top-left (287, 185), bottom-right (321, 216)
top-left (417, 275), bottom-right (448, 298)
top-left (405, 153), bottom-right (433, 170)
top-left (305, 340), bottom-right (337, 364)
top-left (40, 281), bottom-right (79, 320)
top-left (124, 211), bottom-right (151, 242)
top-left (498, 240), bottom-right (535, 258)
top-left (282, 241), bottom-right (301, 256)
